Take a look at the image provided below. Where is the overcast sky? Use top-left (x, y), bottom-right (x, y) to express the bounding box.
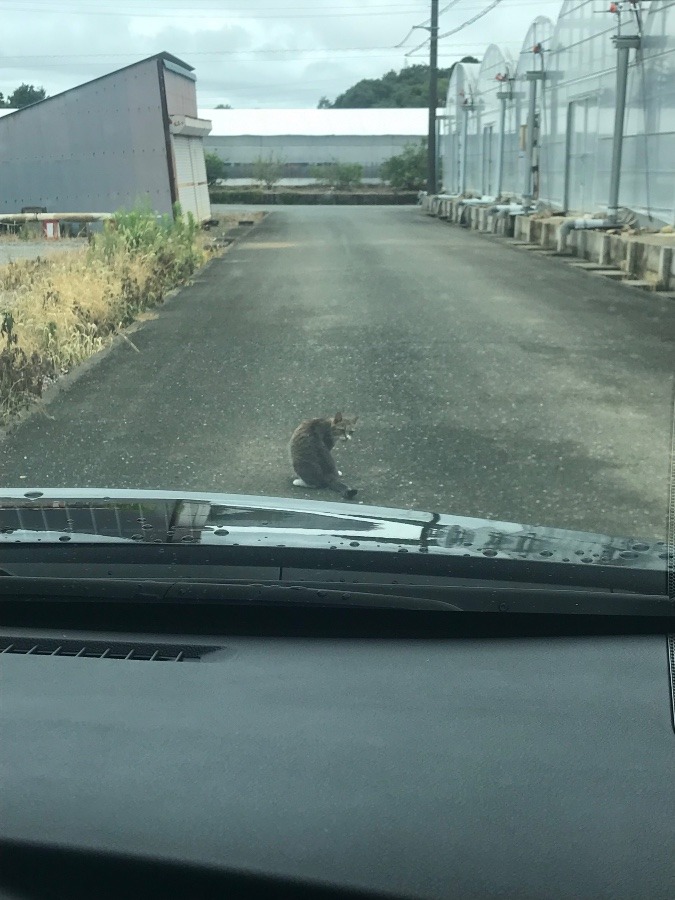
top-left (2, 0), bottom-right (564, 108)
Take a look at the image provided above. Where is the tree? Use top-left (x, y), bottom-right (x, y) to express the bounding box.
top-left (252, 153), bottom-right (283, 189)
top-left (327, 59), bottom-right (479, 109)
top-left (6, 84), bottom-right (47, 108)
top-left (310, 162), bottom-right (363, 189)
top-left (215, 103), bottom-right (232, 109)
top-left (380, 140), bottom-right (427, 191)
top-left (204, 152), bottom-right (228, 185)
top-left (317, 96), bottom-right (332, 109)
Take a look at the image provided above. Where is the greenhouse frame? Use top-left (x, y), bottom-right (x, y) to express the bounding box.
top-left (439, 0), bottom-right (675, 226)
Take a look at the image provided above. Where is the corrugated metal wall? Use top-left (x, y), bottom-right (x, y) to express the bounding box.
top-left (163, 66), bottom-right (198, 118)
top-left (0, 57), bottom-right (174, 216)
top-left (439, 0), bottom-right (675, 226)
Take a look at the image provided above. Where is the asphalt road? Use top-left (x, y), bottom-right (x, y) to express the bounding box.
top-left (1, 205), bottom-right (673, 540)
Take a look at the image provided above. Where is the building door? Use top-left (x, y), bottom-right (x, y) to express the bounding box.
top-left (171, 135), bottom-right (211, 221)
top-left (565, 97), bottom-right (598, 214)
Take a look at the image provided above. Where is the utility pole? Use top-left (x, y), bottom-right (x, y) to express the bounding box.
top-left (427, 0), bottom-right (439, 194)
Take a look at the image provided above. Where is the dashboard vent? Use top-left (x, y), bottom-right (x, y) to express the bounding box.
top-left (0, 636), bottom-right (221, 662)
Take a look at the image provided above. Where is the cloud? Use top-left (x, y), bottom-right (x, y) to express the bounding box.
top-left (1, 0), bottom-right (564, 108)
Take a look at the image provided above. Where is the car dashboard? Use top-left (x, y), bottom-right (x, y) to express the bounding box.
top-left (1, 616), bottom-right (675, 899)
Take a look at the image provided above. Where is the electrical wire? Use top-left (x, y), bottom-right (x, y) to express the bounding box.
top-left (438, 0), bottom-right (504, 39)
top-left (405, 0), bottom-right (504, 57)
top-left (0, 40), bottom-right (505, 63)
top-left (395, 0), bottom-right (465, 49)
top-left (0, 1), bottom-right (429, 17)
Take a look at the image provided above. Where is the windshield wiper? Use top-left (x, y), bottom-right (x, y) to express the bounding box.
top-left (0, 576), bottom-right (671, 616)
top-left (0, 576), bottom-right (461, 611)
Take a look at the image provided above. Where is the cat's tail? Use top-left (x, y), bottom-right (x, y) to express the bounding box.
top-left (327, 477), bottom-right (358, 500)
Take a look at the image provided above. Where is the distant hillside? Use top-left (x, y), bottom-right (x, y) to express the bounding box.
top-left (317, 60), bottom-right (478, 109)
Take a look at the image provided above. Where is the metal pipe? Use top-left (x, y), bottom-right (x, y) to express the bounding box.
top-left (459, 105), bottom-right (469, 195)
top-left (0, 213), bottom-right (113, 222)
top-left (523, 76), bottom-right (537, 202)
top-left (608, 34), bottom-right (640, 221)
top-left (522, 71), bottom-right (544, 206)
top-left (459, 197), bottom-right (496, 206)
top-left (496, 92), bottom-right (508, 200)
top-left (558, 217), bottom-right (615, 253)
top-left (487, 203), bottom-right (526, 215)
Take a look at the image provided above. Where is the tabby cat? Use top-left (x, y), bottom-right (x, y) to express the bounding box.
top-left (289, 412), bottom-right (358, 499)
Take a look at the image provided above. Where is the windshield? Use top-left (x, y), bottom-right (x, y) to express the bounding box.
top-left (0, 0), bottom-right (673, 584)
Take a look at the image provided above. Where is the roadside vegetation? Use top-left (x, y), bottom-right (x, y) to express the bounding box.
top-left (0, 203), bottom-right (209, 425)
top-left (205, 151), bottom-right (229, 185)
top-left (252, 153), bottom-right (284, 189)
top-left (380, 140), bottom-right (427, 191)
top-left (310, 162), bottom-right (363, 189)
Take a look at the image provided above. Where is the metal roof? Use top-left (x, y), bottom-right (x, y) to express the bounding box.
top-left (199, 108), bottom-right (439, 137)
top-left (0, 53), bottom-right (194, 121)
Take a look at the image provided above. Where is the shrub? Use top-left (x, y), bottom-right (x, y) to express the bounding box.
top-left (380, 140), bottom-right (427, 191)
top-left (310, 162), bottom-right (363, 189)
top-left (252, 154), bottom-right (283, 189)
top-left (205, 152), bottom-right (228, 185)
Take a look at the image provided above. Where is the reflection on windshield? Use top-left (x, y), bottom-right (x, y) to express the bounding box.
top-left (0, 493), bottom-right (666, 572)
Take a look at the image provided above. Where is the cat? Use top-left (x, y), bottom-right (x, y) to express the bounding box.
top-left (289, 412), bottom-right (358, 500)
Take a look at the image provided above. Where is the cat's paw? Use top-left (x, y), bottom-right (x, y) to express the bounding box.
top-left (292, 477), bottom-right (309, 487)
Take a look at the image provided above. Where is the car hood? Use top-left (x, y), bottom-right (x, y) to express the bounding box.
top-left (0, 488), bottom-right (666, 574)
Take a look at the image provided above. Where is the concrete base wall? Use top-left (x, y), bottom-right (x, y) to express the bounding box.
top-left (422, 195), bottom-right (675, 291)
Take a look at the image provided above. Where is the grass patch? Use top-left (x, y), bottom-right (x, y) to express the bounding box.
top-left (0, 203), bottom-right (211, 425)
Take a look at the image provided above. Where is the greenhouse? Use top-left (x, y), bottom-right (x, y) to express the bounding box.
top-left (440, 0), bottom-right (675, 226)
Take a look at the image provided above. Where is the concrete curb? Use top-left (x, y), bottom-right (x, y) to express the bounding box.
top-left (421, 195), bottom-right (675, 296)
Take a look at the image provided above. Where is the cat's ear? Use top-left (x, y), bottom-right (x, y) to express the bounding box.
top-left (334, 412), bottom-right (343, 423)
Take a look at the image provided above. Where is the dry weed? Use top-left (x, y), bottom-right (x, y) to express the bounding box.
top-left (0, 204), bottom-right (209, 423)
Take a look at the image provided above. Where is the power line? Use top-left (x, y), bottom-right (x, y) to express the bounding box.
top-left (395, 0), bottom-right (464, 48)
top-left (406, 0), bottom-right (505, 56)
top-left (0, 42), bottom-right (497, 62)
top-left (0, 2), bottom-right (428, 18)
top-left (438, 0), bottom-right (504, 39)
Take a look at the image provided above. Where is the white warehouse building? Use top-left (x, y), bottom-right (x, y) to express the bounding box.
top-left (200, 108), bottom-right (433, 182)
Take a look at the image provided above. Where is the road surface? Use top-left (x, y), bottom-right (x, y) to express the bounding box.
top-left (0, 205), bottom-right (673, 540)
